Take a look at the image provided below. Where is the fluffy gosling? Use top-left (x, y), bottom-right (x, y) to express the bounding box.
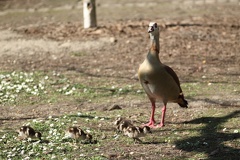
top-left (114, 117), bottom-right (133, 134)
top-left (124, 126), bottom-right (152, 143)
top-left (17, 126), bottom-right (42, 140)
top-left (65, 126), bottom-right (92, 142)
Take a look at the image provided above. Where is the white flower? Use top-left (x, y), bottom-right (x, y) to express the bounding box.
top-left (136, 90), bottom-right (142, 93)
top-left (24, 122), bottom-right (31, 126)
top-left (28, 151), bottom-right (34, 156)
top-left (26, 78), bottom-right (34, 83)
top-left (63, 85), bottom-right (69, 91)
top-left (20, 150), bottom-right (25, 155)
top-left (2, 134), bottom-right (6, 139)
top-left (65, 90), bottom-right (73, 95)
top-left (73, 121), bottom-right (78, 124)
top-left (203, 142), bottom-right (208, 145)
top-left (43, 146), bottom-right (48, 151)
top-left (26, 88), bottom-right (31, 92)
top-left (233, 130), bottom-right (239, 133)
top-left (23, 157), bottom-right (30, 160)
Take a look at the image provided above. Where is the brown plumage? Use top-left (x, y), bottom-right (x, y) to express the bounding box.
top-left (65, 126), bottom-right (92, 142)
top-left (114, 117), bottom-right (133, 134)
top-left (17, 126), bottom-right (42, 140)
top-left (124, 126), bottom-right (152, 143)
top-left (138, 22), bottom-right (188, 128)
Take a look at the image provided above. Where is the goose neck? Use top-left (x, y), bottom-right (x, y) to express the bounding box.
top-left (149, 34), bottom-right (160, 54)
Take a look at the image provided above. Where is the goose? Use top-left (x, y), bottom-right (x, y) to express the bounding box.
top-left (138, 22), bottom-right (188, 128)
top-left (17, 126), bottom-right (42, 140)
top-left (65, 126), bottom-right (92, 142)
top-left (124, 126), bottom-right (152, 143)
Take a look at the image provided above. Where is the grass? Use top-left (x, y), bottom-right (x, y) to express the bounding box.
top-left (0, 71), bottom-right (143, 106)
top-left (0, 112), bottom-right (109, 159)
top-left (1, 70), bottom-right (238, 106)
top-left (0, 71), bottom-right (239, 159)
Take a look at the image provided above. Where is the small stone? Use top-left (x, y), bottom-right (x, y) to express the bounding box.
top-left (108, 104), bottom-right (122, 111)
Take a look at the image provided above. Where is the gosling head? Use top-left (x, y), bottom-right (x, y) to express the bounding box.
top-left (35, 132), bottom-right (42, 140)
top-left (114, 117), bottom-right (123, 125)
top-left (66, 127), bottom-right (79, 139)
top-left (142, 126), bottom-right (152, 134)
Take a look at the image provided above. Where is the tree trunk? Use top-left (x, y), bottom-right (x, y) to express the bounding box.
top-left (83, 0), bottom-right (97, 28)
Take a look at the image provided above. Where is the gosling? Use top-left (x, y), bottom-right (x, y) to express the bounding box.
top-left (17, 126), bottom-right (42, 140)
top-left (65, 126), bottom-right (92, 142)
top-left (114, 117), bottom-right (133, 134)
top-left (124, 126), bottom-right (152, 143)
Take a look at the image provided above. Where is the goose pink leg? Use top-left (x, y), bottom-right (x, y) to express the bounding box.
top-left (156, 105), bottom-right (166, 128)
top-left (144, 101), bottom-right (156, 128)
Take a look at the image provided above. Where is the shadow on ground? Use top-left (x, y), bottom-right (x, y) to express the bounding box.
top-left (175, 110), bottom-right (240, 160)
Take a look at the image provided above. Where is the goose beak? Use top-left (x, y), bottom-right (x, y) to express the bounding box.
top-left (148, 26), bottom-right (154, 33)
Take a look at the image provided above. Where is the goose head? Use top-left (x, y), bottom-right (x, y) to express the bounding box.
top-left (148, 22), bottom-right (159, 38)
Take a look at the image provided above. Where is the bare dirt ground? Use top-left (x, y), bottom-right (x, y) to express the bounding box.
top-left (0, 0), bottom-right (240, 159)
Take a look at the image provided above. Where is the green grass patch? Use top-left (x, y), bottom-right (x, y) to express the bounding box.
top-left (0, 71), bottom-right (143, 106)
top-left (0, 112), bottom-right (108, 159)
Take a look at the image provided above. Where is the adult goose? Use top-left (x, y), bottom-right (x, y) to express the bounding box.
top-left (138, 22), bottom-right (188, 128)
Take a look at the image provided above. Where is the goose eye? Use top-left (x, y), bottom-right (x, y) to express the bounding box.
top-left (154, 23), bottom-right (157, 28)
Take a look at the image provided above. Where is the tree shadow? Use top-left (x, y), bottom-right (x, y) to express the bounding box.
top-left (175, 110), bottom-right (240, 160)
